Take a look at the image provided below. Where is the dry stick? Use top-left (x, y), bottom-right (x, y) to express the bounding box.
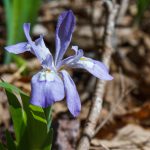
top-left (1, 65), bottom-right (26, 83)
top-left (116, 0), bottom-right (129, 24)
top-left (93, 87), bottom-right (135, 137)
top-left (93, 69), bottom-right (130, 137)
top-left (77, 1), bottom-right (119, 150)
top-left (89, 0), bottom-right (104, 50)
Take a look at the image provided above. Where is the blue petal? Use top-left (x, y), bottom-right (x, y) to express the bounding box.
top-left (41, 54), bottom-right (53, 69)
top-left (23, 23), bottom-right (52, 67)
top-left (35, 35), bottom-right (51, 57)
top-left (61, 70), bottom-right (81, 117)
top-left (23, 23), bottom-right (32, 42)
top-left (55, 10), bottom-right (75, 65)
top-left (5, 42), bottom-right (30, 54)
top-left (57, 45), bottom-right (83, 69)
top-left (71, 57), bottom-right (113, 80)
top-left (30, 71), bottom-right (65, 108)
top-left (35, 36), bottom-right (53, 68)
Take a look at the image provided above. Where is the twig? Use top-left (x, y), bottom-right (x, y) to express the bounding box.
top-left (0, 58), bottom-right (40, 75)
top-left (1, 65), bottom-right (26, 83)
top-left (93, 87), bottom-right (135, 137)
top-left (77, 1), bottom-right (119, 150)
top-left (116, 0), bottom-right (129, 24)
top-left (89, 0), bottom-right (104, 50)
top-left (92, 70), bottom-right (126, 137)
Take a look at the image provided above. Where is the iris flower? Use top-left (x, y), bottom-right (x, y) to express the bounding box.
top-left (5, 10), bottom-right (113, 116)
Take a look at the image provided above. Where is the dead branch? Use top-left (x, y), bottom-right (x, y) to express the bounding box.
top-left (116, 0), bottom-right (129, 24)
top-left (77, 1), bottom-right (119, 150)
top-left (93, 86), bottom-right (135, 137)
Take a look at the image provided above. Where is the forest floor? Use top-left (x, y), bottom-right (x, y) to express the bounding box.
top-left (0, 0), bottom-right (150, 150)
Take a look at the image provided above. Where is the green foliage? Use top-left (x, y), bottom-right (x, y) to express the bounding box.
top-left (5, 130), bottom-right (16, 150)
top-left (0, 142), bottom-right (6, 150)
top-left (137, 0), bottom-right (150, 20)
top-left (44, 106), bottom-right (53, 132)
top-left (0, 82), bottom-right (53, 150)
top-left (3, 0), bottom-right (41, 64)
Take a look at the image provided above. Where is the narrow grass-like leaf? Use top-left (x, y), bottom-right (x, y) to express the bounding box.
top-left (0, 82), bottom-right (53, 149)
top-left (44, 106), bottom-right (52, 132)
top-left (20, 93), bottom-right (50, 149)
top-left (137, 0), bottom-right (150, 20)
top-left (0, 81), bottom-right (26, 95)
top-left (3, 0), bottom-right (41, 64)
top-left (41, 128), bottom-right (53, 150)
top-left (5, 90), bottom-right (27, 144)
top-left (20, 93), bottom-right (53, 149)
top-left (3, 0), bottom-right (12, 37)
top-left (5, 130), bottom-right (16, 150)
top-left (0, 82), bottom-right (27, 143)
top-left (0, 142), bottom-right (6, 150)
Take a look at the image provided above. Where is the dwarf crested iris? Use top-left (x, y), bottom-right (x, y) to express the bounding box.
top-left (5, 10), bottom-right (113, 116)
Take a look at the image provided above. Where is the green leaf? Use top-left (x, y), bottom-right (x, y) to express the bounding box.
top-left (137, 0), bottom-right (150, 20)
top-left (0, 142), bottom-right (6, 150)
top-left (21, 93), bottom-right (53, 150)
top-left (42, 128), bottom-right (53, 150)
top-left (0, 81), bottom-right (26, 95)
top-left (0, 82), bottom-right (53, 149)
top-left (26, 106), bottom-right (48, 149)
top-left (5, 130), bottom-right (16, 150)
top-left (5, 90), bottom-right (27, 144)
top-left (3, 0), bottom-right (12, 38)
top-left (44, 106), bottom-right (52, 132)
top-left (21, 91), bottom-right (53, 149)
top-left (20, 93), bottom-right (51, 150)
top-left (0, 82), bottom-right (27, 143)
top-left (3, 0), bottom-right (41, 64)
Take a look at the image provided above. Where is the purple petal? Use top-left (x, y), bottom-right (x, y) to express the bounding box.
top-left (35, 36), bottom-right (53, 67)
top-left (4, 23), bottom-right (32, 55)
top-left (23, 23), bottom-right (52, 67)
top-left (71, 45), bottom-right (78, 52)
top-left (35, 36), bottom-right (52, 57)
top-left (23, 23), bottom-right (44, 62)
top-left (61, 70), bottom-right (81, 117)
top-left (63, 46), bottom-right (83, 64)
top-left (5, 42), bottom-right (30, 54)
top-left (41, 54), bottom-right (53, 70)
top-left (55, 10), bottom-right (75, 64)
top-left (23, 23), bottom-right (43, 61)
top-left (23, 23), bottom-right (32, 42)
top-left (71, 57), bottom-right (113, 80)
top-left (30, 71), bottom-right (65, 108)
top-left (35, 35), bottom-right (50, 55)
top-left (57, 46), bottom-right (83, 69)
